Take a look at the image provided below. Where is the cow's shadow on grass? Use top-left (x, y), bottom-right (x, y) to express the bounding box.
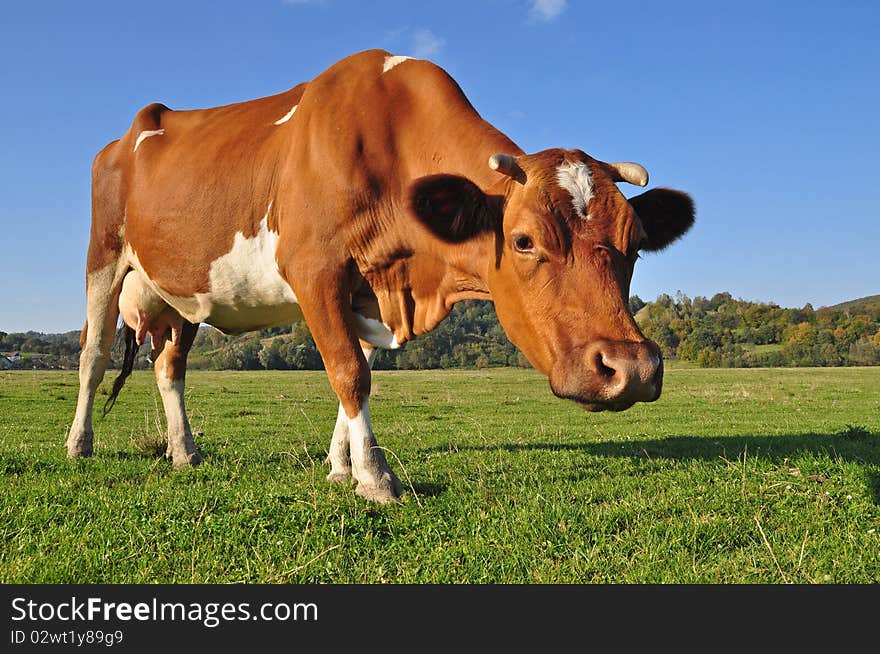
top-left (56, 429), bottom-right (875, 503)
top-left (408, 481), bottom-right (447, 498)
top-left (421, 428), bottom-right (880, 503)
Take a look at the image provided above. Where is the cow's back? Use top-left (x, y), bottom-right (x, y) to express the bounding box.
top-left (287, 50), bottom-right (516, 204)
top-left (120, 85), bottom-right (306, 301)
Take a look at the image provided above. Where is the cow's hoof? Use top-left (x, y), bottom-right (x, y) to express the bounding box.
top-left (66, 446), bottom-right (94, 459)
top-left (171, 451), bottom-right (202, 469)
top-left (355, 471), bottom-right (404, 504)
top-left (327, 468), bottom-right (353, 484)
top-left (66, 432), bottom-right (94, 459)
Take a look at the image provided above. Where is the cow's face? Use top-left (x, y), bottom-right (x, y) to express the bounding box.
top-left (409, 149), bottom-right (694, 411)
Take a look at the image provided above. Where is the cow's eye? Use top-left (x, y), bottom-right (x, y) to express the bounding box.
top-left (512, 234), bottom-right (535, 253)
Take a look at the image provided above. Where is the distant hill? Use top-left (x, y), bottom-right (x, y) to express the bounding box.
top-left (818, 295), bottom-right (880, 315)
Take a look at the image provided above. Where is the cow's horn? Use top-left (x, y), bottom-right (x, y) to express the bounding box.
top-left (608, 162), bottom-right (649, 187)
top-left (488, 153), bottom-right (526, 184)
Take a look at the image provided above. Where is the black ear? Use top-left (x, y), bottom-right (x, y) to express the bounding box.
top-left (409, 174), bottom-right (498, 243)
top-left (629, 188), bottom-right (695, 252)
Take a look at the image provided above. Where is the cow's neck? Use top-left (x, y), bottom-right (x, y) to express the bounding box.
top-left (354, 219), bottom-right (497, 346)
top-left (351, 112), bottom-right (521, 345)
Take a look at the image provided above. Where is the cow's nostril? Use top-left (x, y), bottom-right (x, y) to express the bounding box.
top-left (594, 351), bottom-right (616, 379)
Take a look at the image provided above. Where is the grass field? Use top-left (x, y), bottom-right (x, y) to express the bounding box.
top-left (1, 366), bottom-right (878, 583)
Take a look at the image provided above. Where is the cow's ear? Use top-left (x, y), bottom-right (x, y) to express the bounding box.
top-left (409, 174), bottom-right (499, 242)
top-left (629, 188), bottom-right (695, 252)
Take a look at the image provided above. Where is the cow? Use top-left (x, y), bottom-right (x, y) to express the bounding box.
top-left (66, 49), bottom-right (694, 503)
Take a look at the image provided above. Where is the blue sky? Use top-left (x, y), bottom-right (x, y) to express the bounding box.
top-left (1, 0), bottom-right (877, 333)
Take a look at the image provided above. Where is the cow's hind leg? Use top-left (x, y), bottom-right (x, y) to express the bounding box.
top-left (67, 266), bottom-right (125, 458)
top-left (326, 345), bottom-right (376, 484)
top-left (152, 322), bottom-right (201, 468)
top-left (67, 140), bottom-right (128, 459)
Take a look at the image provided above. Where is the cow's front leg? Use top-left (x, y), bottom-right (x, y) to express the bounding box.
top-left (346, 392), bottom-right (402, 502)
top-left (326, 346), bottom-right (377, 484)
top-left (329, 349), bottom-right (401, 502)
top-left (328, 370), bottom-right (401, 501)
top-left (292, 275), bottom-right (402, 502)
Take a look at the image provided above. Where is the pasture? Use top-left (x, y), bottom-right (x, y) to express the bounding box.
top-left (0, 367), bottom-right (878, 583)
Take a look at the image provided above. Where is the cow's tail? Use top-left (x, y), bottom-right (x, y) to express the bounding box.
top-left (102, 324), bottom-right (136, 418)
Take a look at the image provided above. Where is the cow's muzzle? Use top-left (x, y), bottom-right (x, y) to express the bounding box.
top-left (550, 340), bottom-right (663, 411)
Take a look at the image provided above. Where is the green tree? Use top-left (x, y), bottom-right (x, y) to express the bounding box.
top-left (258, 339), bottom-right (287, 370)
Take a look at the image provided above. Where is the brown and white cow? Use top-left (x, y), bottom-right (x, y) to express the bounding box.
top-left (66, 49), bottom-right (694, 503)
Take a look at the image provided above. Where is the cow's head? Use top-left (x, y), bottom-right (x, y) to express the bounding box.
top-left (409, 148), bottom-right (694, 411)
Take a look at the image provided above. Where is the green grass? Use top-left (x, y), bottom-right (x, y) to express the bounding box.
top-left (742, 343), bottom-right (783, 354)
top-left (1, 367), bottom-right (878, 583)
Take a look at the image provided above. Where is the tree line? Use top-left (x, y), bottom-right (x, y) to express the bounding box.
top-left (182, 301), bottom-right (528, 371)
top-left (632, 292), bottom-right (880, 367)
top-left (3, 293), bottom-right (878, 371)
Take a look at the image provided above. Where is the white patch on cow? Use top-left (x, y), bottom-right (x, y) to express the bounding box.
top-left (156, 377), bottom-right (188, 448)
top-left (273, 105), bottom-right (298, 125)
top-left (327, 346), bottom-right (377, 482)
top-left (126, 203), bottom-right (303, 331)
top-left (206, 203), bottom-right (295, 303)
top-left (327, 402), bottom-right (352, 479)
top-left (354, 313), bottom-right (400, 349)
top-left (347, 398), bottom-right (381, 483)
top-left (382, 55), bottom-right (412, 73)
top-left (347, 400), bottom-right (371, 478)
top-left (133, 129), bottom-right (165, 152)
top-left (556, 161), bottom-right (593, 220)
top-left (347, 401), bottom-right (372, 448)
